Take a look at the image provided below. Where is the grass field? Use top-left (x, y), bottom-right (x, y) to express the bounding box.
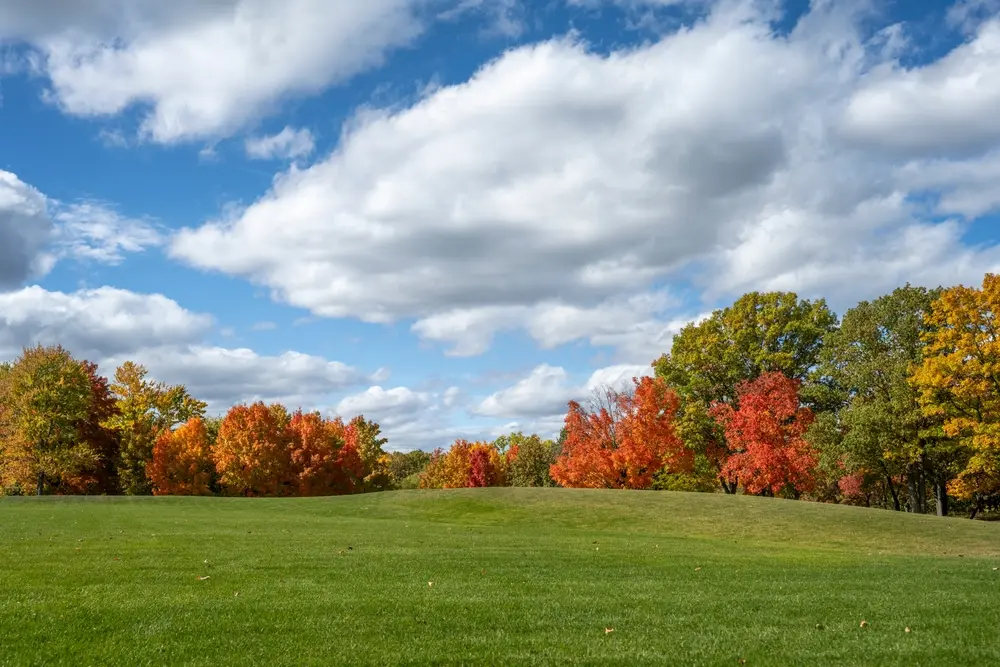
top-left (1, 489), bottom-right (998, 666)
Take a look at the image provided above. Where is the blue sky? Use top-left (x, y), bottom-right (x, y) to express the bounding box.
top-left (2, 0), bottom-right (1000, 450)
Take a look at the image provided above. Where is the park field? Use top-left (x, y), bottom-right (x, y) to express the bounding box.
top-left (1, 489), bottom-right (998, 666)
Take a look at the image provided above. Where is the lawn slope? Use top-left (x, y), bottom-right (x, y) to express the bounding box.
top-left (1, 489), bottom-right (998, 666)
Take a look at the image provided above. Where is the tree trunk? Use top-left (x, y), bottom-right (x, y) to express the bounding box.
top-left (935, 479), bottom-right (949, 517)
top-left (907, 465), bottom-right (924, 513)
top-left (720, 478), bottom-right (737, 494)
top-left (36, 471), bottom-right (44, 496)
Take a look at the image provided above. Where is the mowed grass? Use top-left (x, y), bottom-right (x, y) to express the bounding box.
top-left (1, 489), bottom-right (998, 666)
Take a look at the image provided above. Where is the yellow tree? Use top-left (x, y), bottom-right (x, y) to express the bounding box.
top-left (0, 345), bottom-right (95, 495)
top-left (102, 361), bottom-right (206, 495)
top-left (911, 274), bottom-right (1000, 517)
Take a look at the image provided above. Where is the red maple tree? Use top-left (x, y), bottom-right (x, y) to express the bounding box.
top-left (710, 372), bottom-right (817, 497)
top-left (550, 376), bottom-right (692, 489)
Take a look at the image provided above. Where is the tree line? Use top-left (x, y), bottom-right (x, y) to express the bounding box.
top-left (2, 274), bottom-right (1000, 517)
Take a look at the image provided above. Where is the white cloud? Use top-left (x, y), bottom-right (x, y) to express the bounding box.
top-left (15, 0), bottom-right (430, 143)
top-left (335, 384), bottom-right (475, 451)
top-left (245, 126), bottom-right (315, 161)
top-left (0, 285), bottom-right (374, 413)
top-left (173, 0), bottom-right (996, 360)
top-left (0, 286), bottom-right (211, 359)
top-left (109, 345), bottom-right (370, 411)
top-left (0, 170), bottom-right (53, 288)
top-left (170, 4), bottom-right (813, 327)
top-left (475, 362), bottom-right (651, 419)
top-left (841, 19), bottom-right (1000, 157)
top-left (50, 201), bottom-right (162, 264)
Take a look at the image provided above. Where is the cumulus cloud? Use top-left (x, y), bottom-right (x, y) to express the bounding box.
top-left (0, 286), bottom-right (211, 359)
top-left (245, 126), bottom-right (315, 161)
top-left (106, 345), bottom-right (370, 412)
top-left (841, 18), bottom-right (1000, 157)
top-left (475, 362), bottom-right (652, 419)
top-left (335, 384), bottom-right (473, 451)
top-left (165, 1), bottom-right (1000, 359)
top-left (0, 285), bottom-right (375, 413)
top-left (50, 201), bottom-right (163, 264)
top-left (7, 0), bottom-right (430, 143)
top-left (0, 171), bottom-right (53, 288)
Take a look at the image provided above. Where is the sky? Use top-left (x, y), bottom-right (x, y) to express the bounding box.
top-left (2, 0), bottom-right (1000, 451)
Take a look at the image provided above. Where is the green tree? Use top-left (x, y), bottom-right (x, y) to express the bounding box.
top-left (653, 292), bottom-right (837, 492)
top-left (0, 345), bottom-right (96, 495)
top-left (349, 416), bottom-right (391, 492)
top-left (386, 449), bottom-right (431, 488)
top-left (812, 285), bottom-right (953, 514)
top-left (102, 361), bottom-right (206, 495)
top-left (497, 432), bottom-right (559, 487)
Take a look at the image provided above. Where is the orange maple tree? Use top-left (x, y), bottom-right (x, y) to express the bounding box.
top-left (419, 439), bottom-right (506, 488)
top-left (147, 417), bottom-right (214, 496)
top-left (710, 371), bottom-right (817, 497)
top-left (213, 402), bottom-right (293, 497)
top-left (287, 410), bottom-right (364, 496)
top-left (550, 376), bottom-right (692, 489)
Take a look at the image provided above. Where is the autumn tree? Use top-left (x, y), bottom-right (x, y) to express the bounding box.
top-left (497, 432), bottom-right (559, 487)
top-left (147, 418), bottom-right (214, 496)
top-left (347, 415), bottom-right (392, 492)
top-left (287, 410), bottom-right (364, 496)
top-left (911, 275), bottom-right (1000, 517)
top-left (654, 291), bottom-right (837, 492)
top-left (58, 361), bottom-right (122, 495)
top-left (812, 285), bottom-right (952, 513)
top-left (103, 362), bottom-right (206, 495)
top-left (550, 376), bottom-right (691, 489)
top-left (213, 402), bottom-right (293, 497)
top-left (710, 372), bottom-right (817, 497)
top-left (0, 345), bottom-right (96, 495)
top-left (386, 449), bottom-right (432, 488)
top-left (419, 440), bottom-right (506, 488)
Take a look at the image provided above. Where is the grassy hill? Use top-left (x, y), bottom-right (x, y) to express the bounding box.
top-left (1, 489), bottom-right (998, 666)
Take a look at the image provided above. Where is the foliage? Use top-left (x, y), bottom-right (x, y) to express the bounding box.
top-left (102, 361), bottom-right (206, 495)
top-left (812, 285), bottom-right (949, 512)
top-left (653, 292), bottom-right (836, 492)
top-left (347, 415), bottom-right (391, 492)
top-left (419, 440), bottom-right (506, 489)
top-left (58, 361), bottom-right (121, 495)
top-left (287, 410), bottom-right (363, 496)
top-left (214, 402), bottom-right (293, 497)
top-left (551, 376), bottom-right (691, 489)
top-left (147, 418), bottom-right (215, 496)
top-left (654, 291), bottom-right (837, 406)
top-left (911, 275), bottom-right (1000, 509)
top-left (500, 432), bottom-right (559, 487)
top-left (386, 450), bottom-right (431, 487)
top-left (0, 345), bottom-right (97, 494)
top-left (711, 372), bottom-right (817, 497)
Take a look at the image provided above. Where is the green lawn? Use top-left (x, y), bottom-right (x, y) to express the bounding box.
top-left (1, 489), bottom-right (998, 666)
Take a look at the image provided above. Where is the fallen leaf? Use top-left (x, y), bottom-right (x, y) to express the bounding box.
top-left (905, 627), bottom-right (911, 633)
top-left (481, 569), bottom-right (486, 575)
top-left (428, 581), bottom-right (434, 588)
top-left (604, 628), bottom-right (614, 634)
top-left (993, 567), bottom-right (998, 571)
top-left (738, 660), bottom-right (746, 665)
top-left (860, 621), bottom-right (868, 628)
top-left (695, 567), bottom-right (702, 571)
top-left (197, 576), bottom-right (211, 581)
top-left (815, 624), bottom-right (824, 630)
top-left (234, 592), bottom-right (239, 597)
